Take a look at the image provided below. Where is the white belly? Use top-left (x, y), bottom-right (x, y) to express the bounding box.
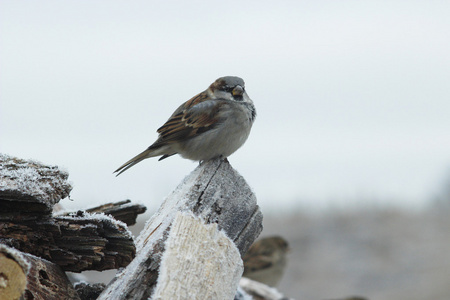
top-left (178, 104), bottom-right (254, 161)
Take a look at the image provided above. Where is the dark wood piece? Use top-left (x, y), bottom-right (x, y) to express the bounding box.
top-left (0, 211), bottom-right (135, 272)
top-left (84, 199), bottom-right (147, 226)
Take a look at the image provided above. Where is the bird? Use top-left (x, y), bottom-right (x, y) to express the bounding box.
top-left (114, 76), bottom-right (256, 176)
top-left (243, 236), bottom-right (290, 287)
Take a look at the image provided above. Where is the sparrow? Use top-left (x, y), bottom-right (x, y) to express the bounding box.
top-left (114, 76), bottom-right (256, 176)
top-left (243, 236), bottom-right (290, 287)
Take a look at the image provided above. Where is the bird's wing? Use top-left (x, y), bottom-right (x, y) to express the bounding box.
top-left (150, 94), bottom-right (225, 148)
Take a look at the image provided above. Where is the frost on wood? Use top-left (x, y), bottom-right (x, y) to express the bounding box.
top-left (0, 154), bottom-right (143, 298)
top-left (98, 158), bottom-right (263, 300)
top-left (152, 212), bottom-right (243, 300)
top-left (0, 154), bottom-right (137, 273)
top-left (83, 199), bottom-right (147, 226)
top-left (56, 199), bottom-right (147, 227)
top-left (0, 153), bottom-right (72, 217)
top-left (0, 211), bottom-right (135, 272)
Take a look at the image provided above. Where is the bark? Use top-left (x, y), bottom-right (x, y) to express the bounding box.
top-left (84, 199), bottom-right (147, 226)
top-left (0, 211), bottom-right (135, 272)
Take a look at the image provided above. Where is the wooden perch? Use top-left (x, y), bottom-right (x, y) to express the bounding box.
top-left (98, 158), bottom-right (263, 299)
top-left (0, 154), bottom-right (72, 220)
top-left (0, 211), bottom-right (135, 272)
top-left (0, 244), bottom-right (80, 300)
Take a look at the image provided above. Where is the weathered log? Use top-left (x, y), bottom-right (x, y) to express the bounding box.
top-left (98, 158), bottom-right (263, 299)
top-left (0, 211), bottom-right (135, 272)
top-left (0, 153), bottom-right (72, 220)
top-left (0, 244), bottom-right (80, 300)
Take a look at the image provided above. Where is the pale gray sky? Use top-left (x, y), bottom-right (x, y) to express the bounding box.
top-left (1, 1), bottom-right (449, 212)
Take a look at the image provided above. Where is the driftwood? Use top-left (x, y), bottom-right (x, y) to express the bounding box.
top-left (98, 158), bottom-right (263, 299)
top-left (0, 154), bottom-right (136, 273)
top-left (0, 244), bottom-right (80, 300)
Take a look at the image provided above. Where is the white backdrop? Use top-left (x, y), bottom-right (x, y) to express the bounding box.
top-left (1, 1), bottom-right (449, 213)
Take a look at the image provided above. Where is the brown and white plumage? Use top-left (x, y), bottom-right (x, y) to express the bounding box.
top-left (114, 76), bottom-right (256, 176)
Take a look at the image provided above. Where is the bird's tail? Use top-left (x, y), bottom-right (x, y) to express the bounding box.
top-left (114, 149), bottom-right (155, 176)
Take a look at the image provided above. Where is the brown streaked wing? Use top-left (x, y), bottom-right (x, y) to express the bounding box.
top-left (153, 92), bottom-right (223, 145)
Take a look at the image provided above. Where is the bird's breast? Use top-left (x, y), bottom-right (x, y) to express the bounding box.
top-left (178, 104), bottom-right (253, 161)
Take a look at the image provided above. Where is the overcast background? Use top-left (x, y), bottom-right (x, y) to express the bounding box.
top-left (1, 1), bottom-right (449, 213)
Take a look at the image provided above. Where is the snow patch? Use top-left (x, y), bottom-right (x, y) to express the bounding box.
top-left (0, 153), bottom-right (72, 204)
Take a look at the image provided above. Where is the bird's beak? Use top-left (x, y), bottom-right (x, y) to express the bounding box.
top-left (232, 86), bottom-right (244, 97)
